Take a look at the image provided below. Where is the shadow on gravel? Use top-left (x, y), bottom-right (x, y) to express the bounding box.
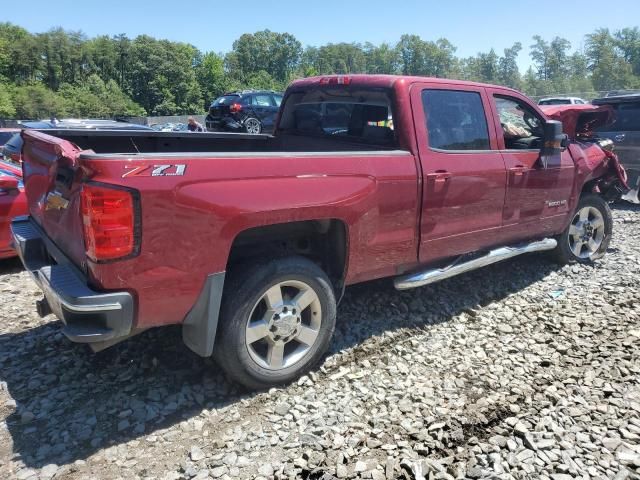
top-left (1, 251), bottom-right (563, 469)
top-left (0, 257), bottom-right (25, 274)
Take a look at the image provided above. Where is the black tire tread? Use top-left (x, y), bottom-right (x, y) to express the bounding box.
top-left (551, 193), bottom-right (612, 265)
top-left (214, 256), bottom-right (335, 390)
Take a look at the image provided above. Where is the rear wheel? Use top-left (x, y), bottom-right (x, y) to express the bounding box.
top-left (552, 194), bottom-right (612, 264)
top-left (243, 117), bottom-right (262, 134)
top-left (214, 256), bottom-right (336, 389)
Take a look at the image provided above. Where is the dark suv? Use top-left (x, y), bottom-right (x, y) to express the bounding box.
top-left (205, 90), bottom-right (283, 134)
top-left (593, 92), bottom-right (640, 203)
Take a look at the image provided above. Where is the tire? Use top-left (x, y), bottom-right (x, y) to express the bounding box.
top-left (214, 256), bottom-right (336, 389)
top-left (243, 117), bottom-right (262, 134)
top-left (552, 194), bottom-right (613, 264)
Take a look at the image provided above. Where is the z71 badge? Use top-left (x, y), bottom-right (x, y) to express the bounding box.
top-left (122, 164), bottom-right (186, 178)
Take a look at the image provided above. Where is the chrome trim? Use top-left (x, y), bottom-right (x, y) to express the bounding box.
top-left (394, 238), bottom-right (558, 290)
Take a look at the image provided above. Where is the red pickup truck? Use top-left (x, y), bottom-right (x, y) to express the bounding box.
top-left (11, 75), bottom-right (626, 388)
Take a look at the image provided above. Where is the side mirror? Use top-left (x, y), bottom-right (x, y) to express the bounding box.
top-left (0, 175), bottom-right (19, 191)
top-left (540, 120), bottom-right (567, 169)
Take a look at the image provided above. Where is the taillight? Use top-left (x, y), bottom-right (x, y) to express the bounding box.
top-left (81, 183), bottom-right (139, 262)
top-left (229, 103), bottom-right (242, 113)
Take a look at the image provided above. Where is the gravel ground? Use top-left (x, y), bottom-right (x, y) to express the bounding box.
top-left (1, 204), bottom-right (639, 480)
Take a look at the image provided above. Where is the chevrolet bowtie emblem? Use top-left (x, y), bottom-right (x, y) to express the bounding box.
top-left (45, 191), bottom-right (69, 211)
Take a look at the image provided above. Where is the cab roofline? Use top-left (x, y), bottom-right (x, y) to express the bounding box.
top-left (288, 74), bottom-right (524, 96)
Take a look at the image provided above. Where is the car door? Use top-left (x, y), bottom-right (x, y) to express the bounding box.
top-left (487, 90), bottom-right (576, 241)
top-left (411, 83), bottom-right (508, 264)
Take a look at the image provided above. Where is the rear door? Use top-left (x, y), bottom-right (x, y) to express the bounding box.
top-left (252, 94), bottom-right (278, 130)
top-left (487, 90), bottom-right (575, 240)
top-left (411, 83), bottom-right (507, 264)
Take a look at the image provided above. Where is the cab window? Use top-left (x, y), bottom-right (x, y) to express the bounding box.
top-left (494, 96), bottom-right (544, 150)
top-left (422, 89), bottom-right (490, 151)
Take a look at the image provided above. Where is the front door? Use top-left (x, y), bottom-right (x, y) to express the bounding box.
top-left (487, 90), bottom-right (576, 241)
top-left (411, 84), bottom-right (507, 264)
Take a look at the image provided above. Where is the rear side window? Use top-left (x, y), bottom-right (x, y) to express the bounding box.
top-left (273, 95), bottom-right (283, 107)
top-left (422, 90), bottom-right (490, 151)
top-left (254, 95), bottom-right (274, 107)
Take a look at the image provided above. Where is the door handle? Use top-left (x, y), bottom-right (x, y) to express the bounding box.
top-left (427, 171), bottom-right (452, 184)
top-left (615, 134), bottom-right (626, 142)
top-left (509, 165), bottom-right (527, 177)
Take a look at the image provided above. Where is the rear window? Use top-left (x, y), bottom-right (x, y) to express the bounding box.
top-left (278, 88), bottom-right (395, 146)
top-left (212, 95), bottom-right (240, 106)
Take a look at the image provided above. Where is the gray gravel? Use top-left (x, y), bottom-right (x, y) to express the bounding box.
top-left (1, 204), bottom-right (639, 480)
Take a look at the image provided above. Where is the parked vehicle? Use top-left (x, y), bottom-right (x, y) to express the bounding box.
top-left (538, 97), bottom-right (589, 106)
top-left (0, 128), bottom-right (20, 149)
top-left (2, 133), bottom-right (22, 163)
top-left (205, 90), bottom-right (283, 134)
top-left (592, 93), bottom-right (640, 203)
top-left (2, 120), bottom-right (152, 164)
top-left (11, 75), bottom-right (626, 389)
top-left (0, 160), bottom-right (26, 259)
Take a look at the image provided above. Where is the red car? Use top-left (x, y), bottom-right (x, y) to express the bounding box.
top-left (0, 159), bottom-right (26, 259)
top-left (11, 75), bottom-right (627, 388)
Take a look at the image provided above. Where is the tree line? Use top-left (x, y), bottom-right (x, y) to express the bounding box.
top-left (0, 22), bottom-right (639, 119)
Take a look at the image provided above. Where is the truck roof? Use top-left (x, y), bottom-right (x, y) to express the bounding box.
top-left (288, 74), bottom-right (523, 96)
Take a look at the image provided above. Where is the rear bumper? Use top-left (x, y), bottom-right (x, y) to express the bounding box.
top-left (10, 216), bottom-right (134, 343)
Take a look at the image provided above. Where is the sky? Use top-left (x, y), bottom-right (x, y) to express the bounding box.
top-left (3, 0), bottom-right (638, 72)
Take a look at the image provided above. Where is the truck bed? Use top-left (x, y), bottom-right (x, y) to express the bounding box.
top-left (39, 129), bottom-right (400, 155)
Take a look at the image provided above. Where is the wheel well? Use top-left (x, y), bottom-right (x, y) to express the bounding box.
top-left (227, 219), bottom-right (348, 290)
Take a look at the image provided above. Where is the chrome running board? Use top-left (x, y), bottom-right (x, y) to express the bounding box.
top-left (394, 238), bottom-right (557, 290)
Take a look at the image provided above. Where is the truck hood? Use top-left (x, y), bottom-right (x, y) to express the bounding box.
top-left (540, 104), bottom-right (614, 139)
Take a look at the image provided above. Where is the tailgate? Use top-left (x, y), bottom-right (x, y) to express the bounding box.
top-left (21, 130), bottom-right (87, 268)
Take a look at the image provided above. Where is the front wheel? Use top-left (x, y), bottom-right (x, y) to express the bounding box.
top-left (214, 256), bottom-right (336, 389)
top-left (552, 194), bottom-right (613, 264)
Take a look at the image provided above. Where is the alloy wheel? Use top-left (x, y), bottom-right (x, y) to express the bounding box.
top-left (245, 280), bottom-right (322, 370)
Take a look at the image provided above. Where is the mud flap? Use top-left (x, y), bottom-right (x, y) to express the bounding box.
top-left (182, 272), bottom-right (226, 357)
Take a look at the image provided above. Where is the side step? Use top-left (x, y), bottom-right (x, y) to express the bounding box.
top-left (394, 238), bottom-right (557, 290)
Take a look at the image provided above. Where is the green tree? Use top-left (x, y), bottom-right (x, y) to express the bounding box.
top-left (11, 84), bottom-right (67, 119)
top-left (196, 51), bottom-right (228, 106)
top-left (0, 82), bottom-right (15, 117)
top-left (586, 28), bottom-right (637, 90)
top-left (226, 30), bottom-right (302, 83)
top-left (498, 43), bottom-right (522, 89)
